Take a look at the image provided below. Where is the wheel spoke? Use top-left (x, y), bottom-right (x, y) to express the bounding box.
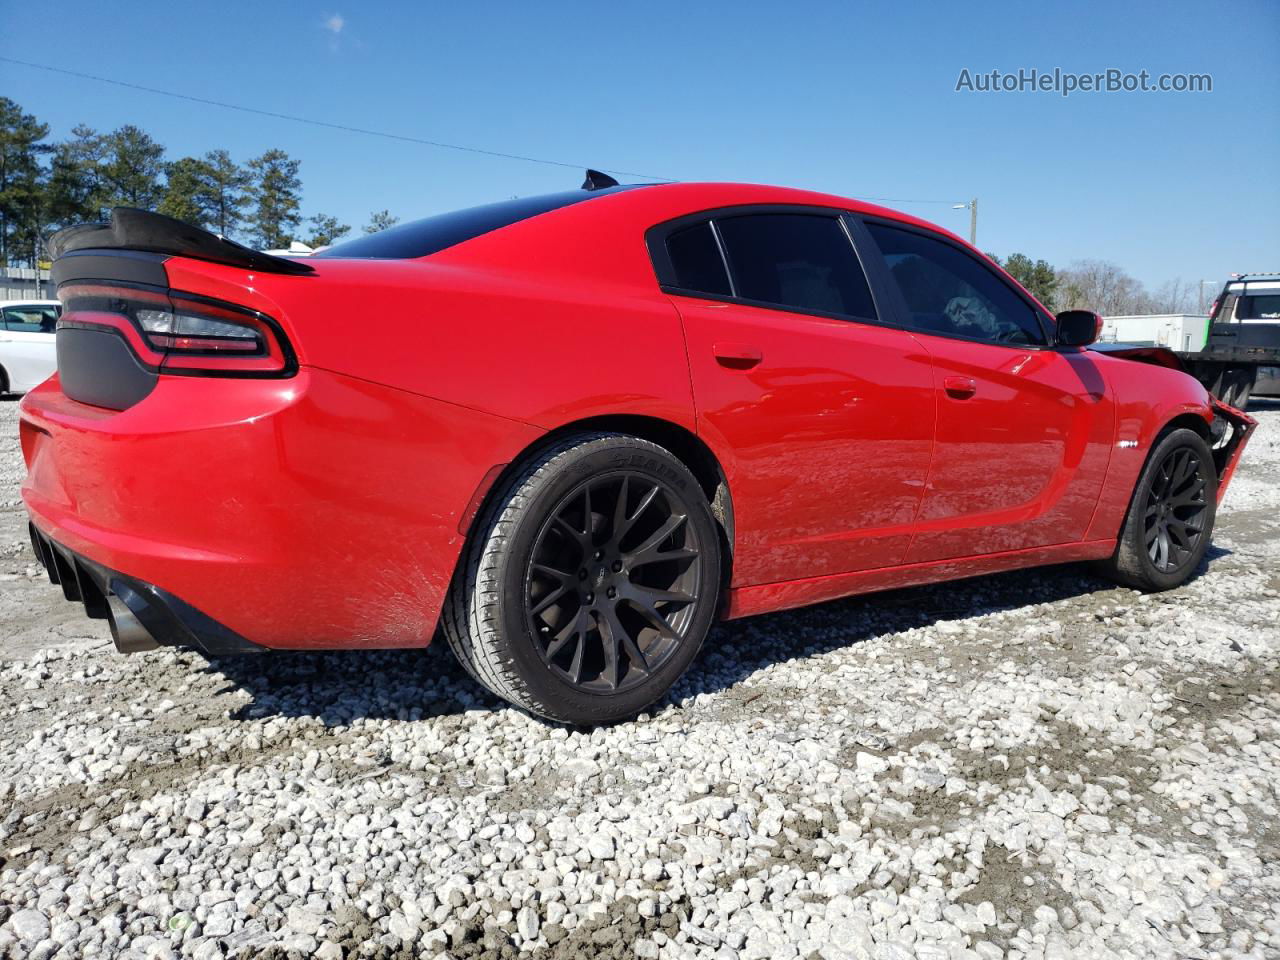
top-left (552, 516), bottom-right (588, 551)
top-left (544, 609), bottom-right (585, 660)
top-left (567, 612), bottom-right (590, 684)
top-left (596, 605), bottom-right (625, 689)
top-left (629, 598), bottom-right (679, 640)
top-left (619, 484), bottom-right (660, 543)
top-left (1144, 522), bottom-right (1160, 547)
top-left (530, 584), bottom-right (570, 616)
top-left (532, 562), bottom-right (575, 584)
top-left (633, 546), bottom-right (698, 567)
top-left (629, 584), bottom-right (695, 605)
top-left (628, 512), bottom-right (685, 556)
top-left (611, 475), bottom-right (630, 542)
top-left (1171, 479), bottom-right (1206, 506)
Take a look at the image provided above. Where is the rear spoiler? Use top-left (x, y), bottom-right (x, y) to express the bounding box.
top-left (47, 207), bottom-right (314, 276)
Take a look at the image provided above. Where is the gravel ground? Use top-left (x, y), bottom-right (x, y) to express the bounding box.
top-left (1, 394), bottom-right (1277, 960)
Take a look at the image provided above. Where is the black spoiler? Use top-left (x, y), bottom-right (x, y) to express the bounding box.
top-left (47, 207), bottom-right (314, 276)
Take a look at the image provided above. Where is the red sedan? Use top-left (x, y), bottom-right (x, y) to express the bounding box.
top-left (21, 174), bottom-right (1254, 724)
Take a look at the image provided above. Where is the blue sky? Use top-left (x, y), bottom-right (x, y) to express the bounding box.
top-left (2, 0), bottom-right (1276, 295)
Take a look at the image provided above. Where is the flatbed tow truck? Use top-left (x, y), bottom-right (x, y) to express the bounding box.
top-left (1179, 273), bottom-right (1280, 410)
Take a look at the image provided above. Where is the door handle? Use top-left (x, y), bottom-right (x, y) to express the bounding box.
top-left (943, 376), bottom-right (977, 399)
top-left (713, 342), bottom-right (763, 370)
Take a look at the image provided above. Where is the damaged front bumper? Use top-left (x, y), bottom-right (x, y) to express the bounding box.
top-left (1209, 398), bottom-right (1257, 500)
top-left (28, 523), bottom-right (265, 656)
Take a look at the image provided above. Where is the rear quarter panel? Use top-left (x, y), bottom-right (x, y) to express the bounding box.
top-left (1084, 354), bottom-right (1214, 541)
top-left (166, 256), bottom-right (698, 437)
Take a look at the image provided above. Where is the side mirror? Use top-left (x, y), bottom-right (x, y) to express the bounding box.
top-left (1055, 310), bottom-right (1102, 347)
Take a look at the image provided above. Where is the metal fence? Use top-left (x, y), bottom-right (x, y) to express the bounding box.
top-left (0, 266), bottom-right (53, 301)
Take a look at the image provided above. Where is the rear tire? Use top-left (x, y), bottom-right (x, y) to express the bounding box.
top-left (1217, 366), bottom-right (1256, 411)
top-left (1097, 428), bottom-right (1217, 592)
top-left (442, 433), bottom-right (721, 725)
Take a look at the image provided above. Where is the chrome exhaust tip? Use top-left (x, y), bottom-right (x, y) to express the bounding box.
top-left (107, 594), bottom-right (160, 653)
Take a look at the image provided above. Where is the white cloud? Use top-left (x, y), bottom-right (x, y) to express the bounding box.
top-left (323, 13), bottom-right (345, 35)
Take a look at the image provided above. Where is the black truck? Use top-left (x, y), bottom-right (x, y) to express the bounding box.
top-left (1178, 273), bottom-right (1280, 410)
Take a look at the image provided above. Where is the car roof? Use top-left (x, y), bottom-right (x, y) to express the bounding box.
top-left (0, 299), bottom-right (60, 307)
top-left (422, 181), bottom-right (975, 289)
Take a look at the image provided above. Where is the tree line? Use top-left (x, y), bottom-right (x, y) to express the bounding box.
top-left (988, 253), bottom-right (1205, 316)
top-left (0, 97), bottom-right (399, 264)
top-left (3, 98), bottom-right (1208, 311)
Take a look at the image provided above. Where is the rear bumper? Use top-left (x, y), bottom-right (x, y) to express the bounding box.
top-left (20, 368), bottom-right (544, 650)
top-left (29, 523), bottom-right (263, 655)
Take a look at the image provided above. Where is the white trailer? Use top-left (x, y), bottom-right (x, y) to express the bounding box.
top-left (1100, 314), bottom-right (1208, 352)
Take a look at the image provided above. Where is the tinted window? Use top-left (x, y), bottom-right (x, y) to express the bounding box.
top-left (866, 223), bottom-right (1045, 345)
top-left (317, 186), bottom-right (644, 260)
top-left (3, 306), bottom-right (59, 333)
top-left (1239, 294), bottom-right (1280, 320)
top-left (666, 222), bottom-right (731, 296)
top-left (715, 214), bottom-right (876, 318)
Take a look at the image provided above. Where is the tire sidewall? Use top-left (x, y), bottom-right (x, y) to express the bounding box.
top-left (490, 438), bottom-right (720, 724)
top-left (1124, 428), bottom-right (1218, 590)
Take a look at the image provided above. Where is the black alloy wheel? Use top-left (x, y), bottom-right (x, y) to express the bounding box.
top-left (1143, 445), bottom-right (1209, 574)
top-left (524, 473), bottom-right (703, 693)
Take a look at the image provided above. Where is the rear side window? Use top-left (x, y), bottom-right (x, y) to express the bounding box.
top-left (3, 306), bottom-right (59, 333)
top-left (865, 223), bottom-right (1046, 345)
top-left (715, 214), bottom-right (877, 319)
top-left (665, 222), bottom-right (731, 296)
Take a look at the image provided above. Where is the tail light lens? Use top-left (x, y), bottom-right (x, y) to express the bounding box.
top-left (57, 282), bottom-right (294, 376)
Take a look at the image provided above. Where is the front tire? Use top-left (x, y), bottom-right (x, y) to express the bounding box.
top-left (442, 433), bottom-right (721, 725)
top-left (1097, 427), bottom-right (1217, 592)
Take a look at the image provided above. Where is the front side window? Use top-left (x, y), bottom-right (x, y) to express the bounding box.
top-left (3, 306), bottom-right (59, 333)
top-left (866, 223), bottom-right (1046, 345)
top-left (715, 214), bottom-right (877, 319)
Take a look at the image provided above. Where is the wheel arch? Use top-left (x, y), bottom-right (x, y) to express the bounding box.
top-left (1158, 411), bottom-right (1212, 443)
top-left (457, 413), bottom-right (736, 595)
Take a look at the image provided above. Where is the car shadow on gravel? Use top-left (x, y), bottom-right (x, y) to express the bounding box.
top-left (201, 550), bottom-right (1229, 726)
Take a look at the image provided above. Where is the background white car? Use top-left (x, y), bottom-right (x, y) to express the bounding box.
top-left (0, 299), bottom-right (60, 395)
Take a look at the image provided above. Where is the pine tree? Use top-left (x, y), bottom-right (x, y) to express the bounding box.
top-left (201, 149), bottom-right (250, 238)
top-left (305, 213), bottom-right (350, 248)
top-left (98, 125), bottom-right (166, 211)
top-left (158, 156), bottom-right (216, 227)
top-left (0, 97), bottom-right (51, 266)
top-left (43, 124), bottom-right (106, 226)
top-left (246, 149), bottom-right (302, 249)
top-left (363, 209), bottom-right (399, 234)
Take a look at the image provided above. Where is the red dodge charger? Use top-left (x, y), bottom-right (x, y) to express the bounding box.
top-left (21, 174), bottom-right (1255, 723)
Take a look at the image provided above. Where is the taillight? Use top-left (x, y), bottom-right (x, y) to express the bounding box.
top-left (57, 282), bottom-right (294, 377)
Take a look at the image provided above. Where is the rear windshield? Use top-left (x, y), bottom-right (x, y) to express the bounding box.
top-left (316, 185), bottom-right (643, 260)
top-left (1239, 294), bottom-right (1280, 320)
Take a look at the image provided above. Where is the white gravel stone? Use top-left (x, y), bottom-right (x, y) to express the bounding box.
top-left (0, 400), bottom-right (1278, 960)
